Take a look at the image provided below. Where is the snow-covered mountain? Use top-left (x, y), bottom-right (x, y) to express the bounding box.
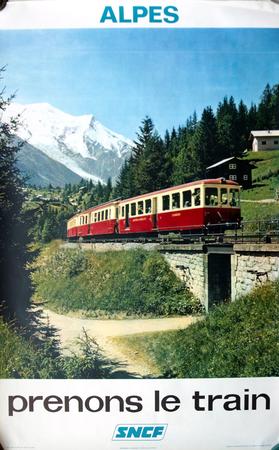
top-left (2, 102), bottom-right (133, 186)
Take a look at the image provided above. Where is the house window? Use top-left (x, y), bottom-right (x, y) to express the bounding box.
top-left (229, 175), bottom-right (237, 181)
top-left (243, 175), bottom-right (248, 181)
top-left (274, 140), bottom-right (279, 145)
top-left (262, 140), bottom-right (266, 145)
top-left (229, 163), bottom-right (237, 169)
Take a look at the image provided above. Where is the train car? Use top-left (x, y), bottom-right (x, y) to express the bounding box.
top-left (67, 178), bottom-right (241, 240)
top-left (67, 200), bottom-right (119, 239)
top-left (118, 178), bottom-right (241, 236)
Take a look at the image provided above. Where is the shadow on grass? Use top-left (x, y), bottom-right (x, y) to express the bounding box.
top-left (22, 305), bottom-right (143, 379)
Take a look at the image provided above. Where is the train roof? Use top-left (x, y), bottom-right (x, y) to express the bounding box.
top-left (69, 178), bottom-right (239, 220)
top-left (120, 178), bottom-right (239, 204)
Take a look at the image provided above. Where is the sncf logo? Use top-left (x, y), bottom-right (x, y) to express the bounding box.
top-left (112, 424), bottom-right (168, 441)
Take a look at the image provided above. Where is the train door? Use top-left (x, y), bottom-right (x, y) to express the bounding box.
top-left (125, 204), bottom-right (130, 228)
top-left (208, 253), bottom-right (231, 308)
top-left (115, 206), bottom-right (119, 234)
top-left (152, 197), bottom-right (158, 229)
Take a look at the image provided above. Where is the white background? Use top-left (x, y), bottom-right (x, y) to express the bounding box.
top-left (0, 378), bottom-right (279, 450)
top-left (0, 0), bottom-right (279, 29)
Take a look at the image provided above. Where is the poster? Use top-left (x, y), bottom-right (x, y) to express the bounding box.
top-left (0, 0), bottom-right (279, 449)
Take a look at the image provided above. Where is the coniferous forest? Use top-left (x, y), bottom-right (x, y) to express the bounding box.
top-left (27, 82), bottom-right (279, 244)
top-left (115, 83), bottom-right (279, 199)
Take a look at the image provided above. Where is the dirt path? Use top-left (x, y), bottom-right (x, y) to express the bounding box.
top-left (241, 198), bottom-right (276, 203)
top-left (43, 309), bottom-right (196, 377)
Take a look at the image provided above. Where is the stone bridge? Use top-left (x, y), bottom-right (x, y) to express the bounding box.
top-left (64, 241), bottom-right (279, 311)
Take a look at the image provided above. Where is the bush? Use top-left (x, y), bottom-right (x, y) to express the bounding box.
top-left (31, 247), bottom-right (201, 317)
top-left (126, 281), bottom-right (279, 378)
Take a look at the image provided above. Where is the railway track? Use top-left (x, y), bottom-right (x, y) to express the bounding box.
top-left (67, 219), bottom-right (279, 246)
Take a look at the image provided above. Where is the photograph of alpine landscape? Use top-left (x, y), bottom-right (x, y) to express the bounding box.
top-left (0, 28), bottom-right (279, 380)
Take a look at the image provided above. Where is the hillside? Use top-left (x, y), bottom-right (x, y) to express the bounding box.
top-left (241, 150), bottom-right (279, 221)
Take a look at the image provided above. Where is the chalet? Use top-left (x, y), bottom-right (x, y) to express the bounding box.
top-left (250, 130), bottom-right (279, 152)
top-left (206, 157), bottom-right (255, 189)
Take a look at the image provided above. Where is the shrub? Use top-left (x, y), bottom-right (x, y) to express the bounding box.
top-left (31, 247), bottom-right (201, 317)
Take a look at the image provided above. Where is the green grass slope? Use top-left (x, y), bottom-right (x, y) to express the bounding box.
top-left (31, 244), bottom-right (200, 317)
top-left (114, 281), bottom-right (279, 378)
top-left (241, 150), bottom-right (279, 221)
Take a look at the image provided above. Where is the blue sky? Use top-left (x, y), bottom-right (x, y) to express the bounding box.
top-left (0, 28), bottom-right (279, 139)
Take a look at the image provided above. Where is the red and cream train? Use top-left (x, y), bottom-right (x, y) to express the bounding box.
top-left (67, 178), bottom-right (241, 240)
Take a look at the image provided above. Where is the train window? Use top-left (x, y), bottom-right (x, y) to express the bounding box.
top-left (109, 209), bottom-right (111, 219)
top-left (229, 189), bottom-right (240, 207)
top-left (138, 201), bottom-right (144, 215)
top-left (122, 206), bottom-right (125, 217)
top-left (205, 188), bottom-right (218, 206)
top-left (221, 188), bottom-right (228, 205)
top-left (145, 199), bottom-right (152, 214)
top-left (94, 213), bottom-right (97, 223)
top-left (163, 195), bottom-right (170, 211)
top-left (172, 193), bottom-right (180, 209)
top-left (221, 189), bottom-right (228, 205)
top-left (105, 210), bottom-right (108, 220)
top-left (193, 188), bottom-right (201, 206)
top-left (183, 190), bottom-right (192, 207)
top-left (98, 212), bottom-right (100, 222)
top-left (131, 203), bottom-right (136, 216)
top-left (101, 211), bottom-right (104, 221)
top-left (85, 215), bottom-right (88, 224)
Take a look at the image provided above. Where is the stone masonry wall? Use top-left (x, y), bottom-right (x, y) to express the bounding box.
top-left (232, 244), bottom-right (279, 300)
top-left (161, 251), bottom-right (206, 305)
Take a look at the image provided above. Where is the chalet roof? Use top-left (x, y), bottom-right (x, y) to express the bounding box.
top-left (206, 157), bottom-right (235, 170)
top-left (250, 130), bottom-right (279, 138)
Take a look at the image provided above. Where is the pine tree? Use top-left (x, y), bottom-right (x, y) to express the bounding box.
top-left (193, 106), bottom-right (218, 176)
top-left (0, 68), bottom-right (31, 320)
top-left (237, 100), bottom-right (249, 152)
top-left (257, 83), bottom-right (273, 129)
top-left (216, 96), bottom-right (240, 158)
top-left (270, 84), bottom-right (279, 129)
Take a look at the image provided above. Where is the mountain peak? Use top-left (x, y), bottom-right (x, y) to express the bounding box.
top-left (3, 102), bottom-right (133, 186)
